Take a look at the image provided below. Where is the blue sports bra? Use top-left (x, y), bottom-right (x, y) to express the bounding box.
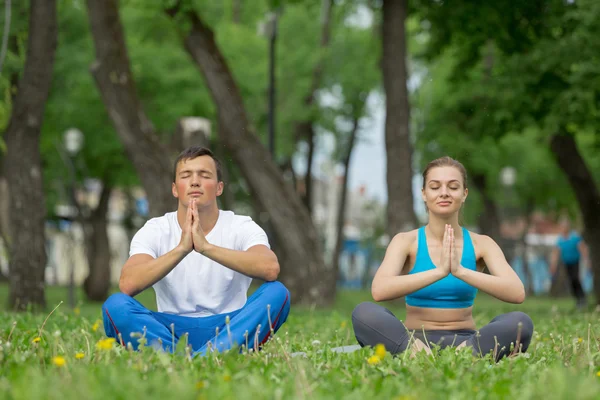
top-left (405, 227), bottom-right (478, 309)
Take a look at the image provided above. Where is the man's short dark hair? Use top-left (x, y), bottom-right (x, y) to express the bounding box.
top-left (173, 146), bottom-right (223, 183)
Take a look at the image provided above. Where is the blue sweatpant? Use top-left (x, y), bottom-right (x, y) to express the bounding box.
top-left (102, 281), bottom-right (290, 356)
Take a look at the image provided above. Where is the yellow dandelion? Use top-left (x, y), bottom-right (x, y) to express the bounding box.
top-left (32, 337), bottom-right (41, 344)
top-left (375, 343), bottom-right (386, 359)
top-left (578, 338), bottom-right (583, 343)
top-left (597, 371), bottom-right (600, 377)
top-left (74, 307), bottom-right (80, 316)
top-left (96, 337), bottom-right (116, 350)
top-left (75, 352), bottom-right (85, 359)
top-left (92, 321), bottom-right (100, 332)
top-left (223, 375), bottom-right (231, 382)
top-left (340, 321), bottom-right (347, 329)
top-left (52, 356), bottom-right (66, 367)
top-left (367, 355), bottom-right (381, 365)
top-left (195, 381), bottom-right (205, 389)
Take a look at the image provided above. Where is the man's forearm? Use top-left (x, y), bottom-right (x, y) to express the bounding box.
top-left (120, 246), bottom-right (189, 296)
top-left (200, 244), bottom-right (279, 281)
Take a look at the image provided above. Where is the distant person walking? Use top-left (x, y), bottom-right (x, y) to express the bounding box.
top-left (550, 220), bottom-right (589, 310)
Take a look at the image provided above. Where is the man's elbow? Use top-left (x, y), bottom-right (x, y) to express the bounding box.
top-left (119, 277), bottom-right (138, 297)
top-left (263, 259), bottom-right (280, 282)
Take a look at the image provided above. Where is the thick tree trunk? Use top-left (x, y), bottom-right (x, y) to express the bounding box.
top-left (85, 0), bottom-right (174, 218)
top-left (550, 132), bottom-right (600, 306)
top-left (471, 173), bottom-right (502, 241)
top-left (295, 0), bottom-right (332, 214)
top-left (383, 0), bottom-right (417, 237)
top-left (214, 126), bottom-right (236, 211)
top-left (170, 118), bottom-right (210, 154)
top-left (333, 116), bottom-right (360, 273)
top-left (3, 0), bottom-right (58, 311)
top-left (83, 183), bottom-right (113, 302)
top-left (168, 8), bottom-right (334, 305)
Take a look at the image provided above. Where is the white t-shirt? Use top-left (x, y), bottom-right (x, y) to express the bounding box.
top-left (129, 210), bottom-right (270, 317)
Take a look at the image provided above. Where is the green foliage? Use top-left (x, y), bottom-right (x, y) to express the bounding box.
top-left (414, 0), bottom-right (600, 138)
top-left (1, 286), bottom-right (599, 399)
top-left (412, 0), bottom-right (567, 79)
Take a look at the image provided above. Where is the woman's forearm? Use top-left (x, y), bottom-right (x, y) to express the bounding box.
top-left (454, 267), bottom-right (525, 304)
top-left (371, 268), bottom-right (448, 302)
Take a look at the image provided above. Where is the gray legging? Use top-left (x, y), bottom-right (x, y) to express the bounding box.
top-left (352, 302), bottom-right (534, 362)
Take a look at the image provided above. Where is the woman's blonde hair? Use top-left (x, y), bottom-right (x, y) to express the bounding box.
top-left (422, 156), bottom-right (468, 189)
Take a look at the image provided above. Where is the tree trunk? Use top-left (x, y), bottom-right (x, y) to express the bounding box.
top-left (0, 169), bottom-right (9, 282)
top-left (167, 8), bottom-right (334, 305)
top-left (170, 118), bottom-right (210, 154)
top-left (85, 0), bottom-right (175, 218)
top-left (280, 157), bottom-right (298, 192)
top-left (302, 122), bottom-right (315, 212)
top-left (295, 0), bottom-right (332, 214)
top-left (333, 116), bottom-right (360, 274)
top-left (83, 183), bottom-right (113, 302)
top-left (382, 0), bottom-right (417, 237)
top-left (0, 176), bottom-right (9, 253)
top-left (550, 132), bottom-right (600, 306)
top-left (214, 126), bottom-right (236, 211)
top-left (3, 0), bottom-right (58, 311)
top-left (232, 0), bottom-right (241, 24)
top-left (471, 173), bottom-right (502, 241)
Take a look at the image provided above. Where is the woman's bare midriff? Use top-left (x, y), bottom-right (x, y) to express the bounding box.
top-left (404, 304), bottom-right (476, 331)
top-left (398, 229), bottom-right (483, 332)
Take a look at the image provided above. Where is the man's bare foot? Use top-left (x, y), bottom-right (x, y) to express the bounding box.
top-left (409, 338), bottom-right (432, 358)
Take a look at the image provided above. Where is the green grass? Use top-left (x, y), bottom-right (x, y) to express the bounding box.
top-left (1, 284), bottom-right (599, 399)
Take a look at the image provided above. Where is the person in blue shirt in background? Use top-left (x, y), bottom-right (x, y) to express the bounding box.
top-left (550, 220), bottom-right (589, 310)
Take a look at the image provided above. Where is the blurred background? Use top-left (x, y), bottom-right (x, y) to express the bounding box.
top-left (0, 0), bottom-right (598, 310)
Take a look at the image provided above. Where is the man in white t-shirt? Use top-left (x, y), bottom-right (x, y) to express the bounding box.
top-left (102, 146), bottom-right (290, 356)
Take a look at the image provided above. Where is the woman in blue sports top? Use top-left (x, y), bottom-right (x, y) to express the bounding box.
top-left (352, 156), bottom-right (534, 362)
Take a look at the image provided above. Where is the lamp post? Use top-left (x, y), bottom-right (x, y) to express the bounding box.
top-left (500, 166), bottom-right (516, 219)
top-left (63, 128), bottom-right (83, 309)
top-left (64, 128), bottom-right (84, 158)
top-left (500, 166), bottom-right (520, 276)
top-left (267, 11), bottom-right (277, 159)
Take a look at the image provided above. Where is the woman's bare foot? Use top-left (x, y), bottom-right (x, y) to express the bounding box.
top-left (409, 338), bottom-right (432, 358)
top-left (455, 341), bottom-right (467, 354)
